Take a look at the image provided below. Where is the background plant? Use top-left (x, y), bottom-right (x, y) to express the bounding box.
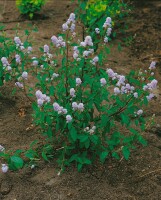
top-left (74, 0), bottom-right (130, 38)
top-left (0, 13), bottom-right (158, 173)
top-left (16, 0), bottom-right (47, 19)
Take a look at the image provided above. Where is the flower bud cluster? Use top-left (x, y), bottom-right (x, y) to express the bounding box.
top-left (66, 115), bottom-right (72, 123)
top-left (143, 79), bottom-right (158, 91)
top-left (91, 56), bottom-right (99, 65)
top-left (84, 126), bottom-right (96, 135)
top-left (14, 36), bottom-right (24, 50)
top-left (36, 90), bottom-right (51, 107)
top-left (103, 17), bottom-right (112, 28)
top-left (1, 164), bottom-right (8, 173)
top-left (51, 36), bottom-right (66, 48)
top-left (146, 93), bottom-right (155, 101)
top-left (103, 17), bottom-right (112, 43)
top-left (83, 49), bottom-right (94, 58)
top-left (107, 68), bottom-right (135, 95)
top-left (72, 102), bottom-right (84, 112)
top-left (149, 61), bottom-right (156, 70)
top-left (73, 46), bottom-right (80, 61)
top-left (136, 109), bottom-right (143, 116)
top-left (15, 82), bottom-right (23, 88)
top-left (22, 71), bottom-right (28, 80)
top-left (27, 46), bottom-right (33, 53)
top-left (62, 13), bottom-right (76, 33)
top-left (32, 57), bottom-right (39, 66)
top-left (1, 57), bottom-right (11, 71)
top-left (76, 78), bottom-right (82, 86)
top-left (51, 73), bottom-right (59, 80)
top-left (80, 36), bottom-right (93, 47)
top-left (15, 54), bottom-right (21, 63)
top-left (70, 88), bottom-right (76, 97)
top-left (53, 102), bottom-right (67, 114)
top-left (100, 78), bottom-right (107, 86)
top-left (95, 28), bottom-right (100, 34)
top-left (44, 44), bottom-right (49, 53)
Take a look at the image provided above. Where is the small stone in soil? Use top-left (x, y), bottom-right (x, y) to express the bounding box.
top-left (0, 180), bottom-right (12, 195)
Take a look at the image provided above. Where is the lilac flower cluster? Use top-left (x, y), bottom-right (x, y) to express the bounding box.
top-left (73, 37), bottom-right (94, 60)
top-left (91, 56), bottom-right (99, 65)
top-left (1, 57), bottom-right (11, 71)
top-left (53, 102), bottom-right (72, 123)
top-left (80, 36), bottom-right (93, 47)
top-left (149, 61), bottom-right (156, 70)
top-left (106, 68), bottom-right (135, 94)
top-left (22, 71), bottom-right (28, 80)
top-left (1, 164), bottom-right (8, 173)
top-left (15, 82), bottom-right (23, 88)
top-left (103, 17), bottom-right (112, 43)
top-left (44, 44), bottom-right (49, 53)
top-left (146, 93), bottom-right (155, 101)
top-left (72, 102), bottom-right (84, 112)
top-left (62, 13), bottom-right (76, 33)
top-left (76, 78), bottom-right (82, 86)
top-left (14, 36), bottom-right (32, 54)
top-left (27, 46), bottom-right (33, 53)
top-left (32, 57), bottom-right (39, 66)
top-left (136, 109), bottom-right (143, 116)
top-left (100, 78), bottom-right (107, 86)
top-left (143, 79), bottom-right (158, 91)
top-left (14, 36), bottom-right (24, 50)
top-left (43, 44), bottom-right (54, 61)
top-left (66, 115), bottom-right (72, 123)
top-left (95, 28), bottom-right (100, 34)
top-left (51, 35), bottom-right (66, 47)
top-left (15, 54), bottom-right (21, 64)
top-left (73, 46), bottom-right (80, 61)
top-left (70, 88), bottom-right (76, 98)
top-left (36, 90), bottom-right (51, 107)
top-left (83, 49), bottom-right (94, 58)
top-left (53, 102), bottom-right (67, 114)
top-left (103, 17), bottom-right (112, 28)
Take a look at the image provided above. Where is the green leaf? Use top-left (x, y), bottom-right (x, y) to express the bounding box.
top-left (42, 151), bottom-right (49, 161)
top-left (49, 86), bottom-right (55, 96)
top-left (121, 113), bottom-right (130, 126)
top-left (112, 152), bottom-right (120, 160)
top-left (122, 146), bottom-right (130, 160)
top-left (25, 29), bottom-right (29, 36)
top-left (78, 163), bottom-right (83, 172)
top-left (11, 156), bottom-right (24, 169)
top-left (70, 127), bottom-right (77, 142)
top-left (79, 134), bottom-right (88, 143)
top-left (90, 134), bottom-right (98, 144)
top-left (138, 135), bottom-right (147, 146)
top-left (100, 151), bottom-right (109, 163)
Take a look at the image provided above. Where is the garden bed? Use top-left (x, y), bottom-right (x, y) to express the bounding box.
top-left (0, 0), bottom-right (161, 199)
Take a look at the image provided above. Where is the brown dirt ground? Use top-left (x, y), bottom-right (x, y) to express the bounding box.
top-left (0, 0), bottom-right (161, 199)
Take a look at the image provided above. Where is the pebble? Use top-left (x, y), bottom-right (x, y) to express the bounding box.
top-left (0, 179), bottom-right (12, 195)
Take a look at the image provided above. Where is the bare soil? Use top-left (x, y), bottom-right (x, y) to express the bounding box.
top-left (0, 0), bottom-right (161, 199)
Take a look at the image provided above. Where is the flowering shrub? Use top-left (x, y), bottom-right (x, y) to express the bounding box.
top-left (0, 26), bottom-right (38, 88)
top-left (16, 0), bottom-right (47, 19)
top-left (0, 14), bottom-right (158, 173)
